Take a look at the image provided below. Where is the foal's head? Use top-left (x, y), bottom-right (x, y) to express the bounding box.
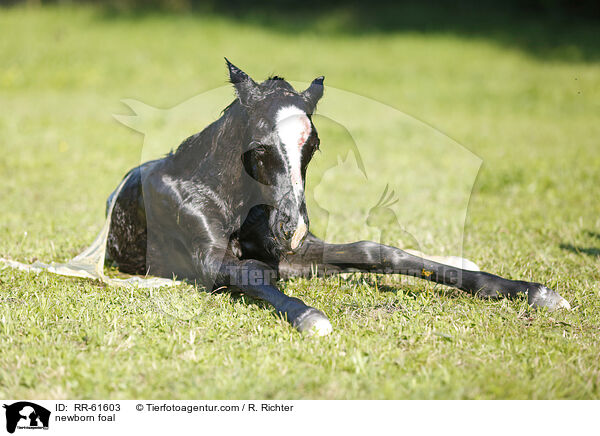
top-left (226, 59), bottom-right (324, 252)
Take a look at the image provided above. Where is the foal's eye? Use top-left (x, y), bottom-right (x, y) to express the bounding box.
top-left (242, 146), bottom-right (272, 186)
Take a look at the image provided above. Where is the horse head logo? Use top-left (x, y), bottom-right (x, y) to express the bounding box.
top-left (3, 402), bottom-right (50, 434)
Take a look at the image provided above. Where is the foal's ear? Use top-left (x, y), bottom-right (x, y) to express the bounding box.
top-left (302, 76), bottom-right (325, 112)
top-left (225, 58), bottom-right (260, 107)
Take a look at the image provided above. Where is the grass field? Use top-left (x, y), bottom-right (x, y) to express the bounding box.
top-left (1, 5), bottom-right (599, 399)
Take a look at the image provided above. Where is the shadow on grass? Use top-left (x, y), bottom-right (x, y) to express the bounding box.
top-left (224, 290), bottom-right (273, 312)
top-left (560, 243), bottom-right (600, 258)
top-left (89, 0), bottom-right (600, 63)
top-left (342, 273), bottom-right (469, 302)
top-left (585, 231), bottom-right (600, 241)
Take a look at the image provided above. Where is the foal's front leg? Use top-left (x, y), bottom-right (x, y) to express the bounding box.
top-left (280, 234), bottom-right (570, 310)
top-left (199, 247), bottom-right (333, 335)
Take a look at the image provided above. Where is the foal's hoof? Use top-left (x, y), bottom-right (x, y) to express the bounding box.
top-left (293, 308), bottom-right (333, 336)
top-left (528, 284), bottom-right (571, 311)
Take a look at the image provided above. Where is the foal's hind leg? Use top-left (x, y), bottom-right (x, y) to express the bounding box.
top-left (280, 234), bottom-right (570, 310)
top-left (105, 167), bottom-right (148, 275)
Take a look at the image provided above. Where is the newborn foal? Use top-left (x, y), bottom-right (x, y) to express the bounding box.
top-left (106, 60), bottom-right (569, 335)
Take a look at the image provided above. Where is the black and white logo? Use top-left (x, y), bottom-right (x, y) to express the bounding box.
top-left (3, 402), bottom-right (50, 434)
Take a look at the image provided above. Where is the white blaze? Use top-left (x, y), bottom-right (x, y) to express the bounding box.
top-left (276, 105), bottom-right (311, 248)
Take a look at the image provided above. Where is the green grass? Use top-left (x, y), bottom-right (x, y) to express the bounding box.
top-left (1, 5), bottom-right (599, 399)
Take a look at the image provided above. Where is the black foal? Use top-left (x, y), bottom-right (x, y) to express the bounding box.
top-left (106, 60), bottom-right (569, 335)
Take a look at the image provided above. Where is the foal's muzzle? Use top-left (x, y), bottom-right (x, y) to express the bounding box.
top-left (276, 214), bottom-right (308, 252)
